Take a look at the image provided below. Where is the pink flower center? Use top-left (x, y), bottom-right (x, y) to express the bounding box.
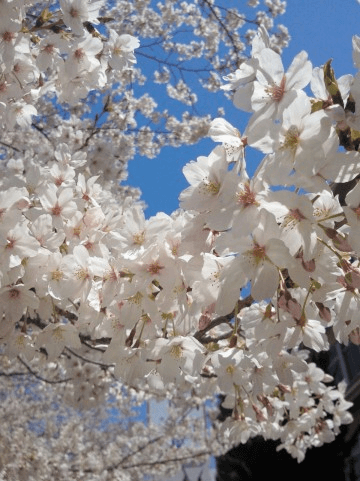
top-left (43, 44), bottom-right (55, 54)
top-left (51, 203), bottom-right (62, 216)
top-left (249, 243), bottom-right (267, 265)
top-left (74, 48), bottom-right (85, 60)
top-left (84, 241), bottom-right (93, 250)
top-left (9, 288), bottom-right (20, 299)
top-left (146, 260), bottom-right (164, 275)
top-left (267, 75), bottom-right (286, 102)
top-left (6, 237), bottom-right (16, 249)
top-left (2, 31), bottom-right (15, 43)
top-left (288, 208), bottom-right (306, 222)
top-left (237, 183), bottom-right (258, 208)
top-left (105, 268), bottom-right (117, 282)
top-left (55, 176), bottom-right (64, 186)
top-left (70, 8), bottom-right (79, 18)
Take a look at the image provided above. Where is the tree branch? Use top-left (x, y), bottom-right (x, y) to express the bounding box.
top-left (194, 295), bottom-right (253, 342)
top-left (17, 355), bottom-right (72, 384)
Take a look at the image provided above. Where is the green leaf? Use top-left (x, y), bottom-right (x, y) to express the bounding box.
top-left (323, 59), bottom-right (344, 108)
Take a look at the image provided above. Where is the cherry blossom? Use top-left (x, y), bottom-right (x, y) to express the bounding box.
top-left (0, 1), bottom-right (358, 476)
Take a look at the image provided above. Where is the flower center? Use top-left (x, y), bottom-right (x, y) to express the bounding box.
top-left (2, 31), bottom-right (15, 43)
top-left (5, 237), bottom-right (16, 249)
top-left (133, 232), bottom-right (145, 245)
top-left (169, 344), bottom-right (183, 359)
top-left (9, 288), bottom-right (20, 299)
top-left (266, 75), bottom-right (286, 102)
top-left (128, 291), bottom-right (143, 305)
top-left (70, 8), bottom-right (79, 18)
top-left (51, 203), bottom-right (62, 216)
top-left (74, 48), bottom-right (85, 61)
top-left (201, 178), bottom-right (220, 196)
top-left (247, 243), bottom-right (267, 266)
top-left (281, 208), bottom-right (306, 229)
top-left (281, 125), bottom-right (300, 153)
top-left (75, 268), bottom-right (89, 281)
top-left (226, 365), bottom-right (235, 375)
top-left (43, 44), bottom-right (55, 55)
top-left (51, 269), bottom-right (64, 281)
top-left (146, 260), bottom-right (164, 276)
top-left (236, 183), bottom-right (259, 208)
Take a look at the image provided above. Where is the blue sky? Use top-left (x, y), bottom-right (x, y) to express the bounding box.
top-left (126, 0), bottom-right (360, 218)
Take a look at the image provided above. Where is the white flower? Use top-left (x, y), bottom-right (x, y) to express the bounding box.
top-left (146, 336), bottom-right (206, 383)
top-left (107, 30), bottom-right (140, 70)
top-left (180, 145), bottom-right (231, 212)
top-left (6, 101), bottom-right (37, 129)
top-left (247, 94), bottom-right (333, 178)
top-left (251, 49), bottom-right (312, 119)
top-left (208, 117), bottom-right (245, 164)
top-left (216, 209), bottom-right (292, 313)
top-left (0, 284), bottom-right (39, 323)
top-left (60, 0), bottom-right (105, 35)
top-left (36, 323), bottom-right (81, 361)
top-left (280, 288), bottom-right (329, 352)
top-left (38, 184), bottom-right (78, 229)
top-left (64, 33), bottom-right (103, 78)
top-left (210, 348), bottom-right (247, 391)
top-left (4, 332), bottom-right (35, 360)
top-left (0, 220), bottom-right (40, 270)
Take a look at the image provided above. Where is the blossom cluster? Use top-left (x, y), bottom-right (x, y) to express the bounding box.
top-left (0, 0), bottom-right (140, 119)
top-left (0, 0), bottom-right (358, 470)
top-left (0, 0), bottom-right (289, 193)
top-left (0, 356), bottom-right (221, 480)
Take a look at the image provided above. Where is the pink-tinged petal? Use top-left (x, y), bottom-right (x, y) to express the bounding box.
top-left (266, 239), bottom-right (292, 268)
top-left (251, 262), bottom-right (278, 301)
top-left (319, 151), bottom-right (360, 183)
top-left (258, 48), bottom-right (284, 84)
top-left (73, 244), bottom-right (89, 266)
top-left (233, 83), bottom-right (255, 112)
top-left (246, 116), bottom-right (279, 154)
top-left (39, 184), bottom-right (57, 210)
top-left (216, 257), bottom-right (247, 316)
top-left (311, 67), bottom-right (327, 99)
top-left (58, 187), bottom-right (74, 205)
top-left (286, 51), bottom-right (312, 90)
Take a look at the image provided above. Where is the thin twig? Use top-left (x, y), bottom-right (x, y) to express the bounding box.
top-left (194, 295), bottom-right (253, 341)
top-left (17, 355), bottom-right (71, 384)
top-left (65, 346), bottom-right (114, 369)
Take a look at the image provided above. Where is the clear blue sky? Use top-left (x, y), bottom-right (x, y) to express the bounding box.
top-left (126, 0), bottom-right (360, 218)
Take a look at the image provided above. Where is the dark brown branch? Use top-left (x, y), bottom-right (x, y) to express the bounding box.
top-left (197, 331), bottom-right (234, 345)
top-left (0, 371), bottom-right (28, 377)
top-left (0, 140), bottom-right (24, 153)
top-left (200, 0), bottom-right (242, 56)
top-left (136, 50), bottom-right (213, 73)
top-left (121, 450), bottom-right (212, 469)
top-left (65, 346), bottom-right (114, 369)
top-left (31, 122), bottom-right (52, 143)
top-left (194, 295), bottom-right (253, 342)
top-left (107, 435), bottom-right (164, 472)
top-left (17, 355), bottom-right (71, 384)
